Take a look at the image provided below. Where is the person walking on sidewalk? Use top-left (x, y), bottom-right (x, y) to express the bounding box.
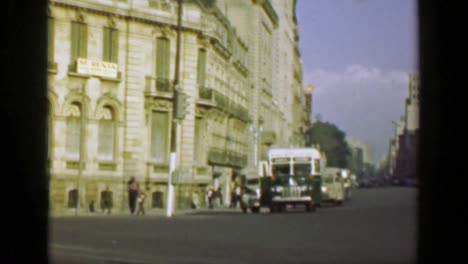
top-left (136, 192), bottom-right (145, 215)
top-left (127, 176), bottom-right (139, 215)
top-left (207, 187), bottom-right (214, 209)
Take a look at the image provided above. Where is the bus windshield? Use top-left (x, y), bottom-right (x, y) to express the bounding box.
top-left (272, 164), bottom-right (290, 177)
top-left (294, 163), bottom-right (311, 177)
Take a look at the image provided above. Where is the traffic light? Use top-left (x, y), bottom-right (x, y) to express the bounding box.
top-left (175, 91), bottom-right (189, 120)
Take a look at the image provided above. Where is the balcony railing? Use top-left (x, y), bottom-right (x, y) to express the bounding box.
top-left (197, 87), bottom-right (251, 122)
top-left (156, 77), bottom-right (172, 92)
top-left (145, 76), bottom-right (173, 98)
top-left (199, 86), bottom-right (214, 100)
top-left (208, 147), bottom-right (247, 168)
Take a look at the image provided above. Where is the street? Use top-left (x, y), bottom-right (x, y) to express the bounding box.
top-left (50, 187), bottom-right (417, 264)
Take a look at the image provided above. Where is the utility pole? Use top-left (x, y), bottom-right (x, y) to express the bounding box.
top-left (167, 0), bottom-right (183, 217)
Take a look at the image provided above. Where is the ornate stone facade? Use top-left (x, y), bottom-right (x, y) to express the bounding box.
top-left (47, 0), bottom-right (307, 215)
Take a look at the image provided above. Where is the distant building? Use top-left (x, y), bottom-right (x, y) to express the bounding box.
top-left (390, 73), bottom-right (419, 183)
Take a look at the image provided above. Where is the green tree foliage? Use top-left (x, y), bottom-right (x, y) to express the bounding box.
top-left (305, 121), bottom-right (351, 167)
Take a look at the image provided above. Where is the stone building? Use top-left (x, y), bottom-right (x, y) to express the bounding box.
top-left (47, 0), bottom-right (307, 215)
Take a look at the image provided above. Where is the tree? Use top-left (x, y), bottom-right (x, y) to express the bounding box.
top-left (305, 121), bottom-right (351, 168)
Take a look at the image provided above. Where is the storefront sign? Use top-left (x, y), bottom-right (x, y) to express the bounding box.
top-left (77, 58), bottom-right (118, 78)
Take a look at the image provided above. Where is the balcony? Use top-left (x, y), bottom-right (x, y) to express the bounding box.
top-left (197, 86), bottom-right (216, 108)
top-left (145, 76), bottom-right (173, 99)
top-left (233, 60), bottom-right (249, 77)
top-left (197, 88), bottom-right (251, 122)
top-left (207, 148), bottom-right (247, 168)
top-left (228, 103), bottom-right (251, 123)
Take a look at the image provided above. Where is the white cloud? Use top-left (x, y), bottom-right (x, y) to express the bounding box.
top-left (305, 64), bottom-right (411, 162)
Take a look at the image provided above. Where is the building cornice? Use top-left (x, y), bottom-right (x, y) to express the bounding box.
top-left (50, 0), bottom-right (203, 35)
top-left (252, 0), bottom-right (278, 28)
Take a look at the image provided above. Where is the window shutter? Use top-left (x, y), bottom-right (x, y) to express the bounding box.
top-left (111, 29), bottom-right (119, 63)
top-left (71, 22), bottom-right (79, 62)
top-left (194, 118), bottom-right (204, 163)
top-left (156, 38), bottom-right (165, 78)
top-left (98, 119), bottom-right (115, 160)
top-left (66, 117), bottom-right (81, 159)
top-left (150, 111), bottom-right (168, 162)
top-left (164, 39), bottom-right (170, 78)
top-left (197, 49), bottom-right (206, 87)
top-left (79, 24), bottom-right (88, 58)
top-left (103, 27), bottom-right (110, 62)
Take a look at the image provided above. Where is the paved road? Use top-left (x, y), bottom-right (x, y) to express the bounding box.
top-left (50, 187), bottom-right (418, 264)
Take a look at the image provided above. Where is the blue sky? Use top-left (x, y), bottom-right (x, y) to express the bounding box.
top-left (296, 0), bottom-right (418, 163)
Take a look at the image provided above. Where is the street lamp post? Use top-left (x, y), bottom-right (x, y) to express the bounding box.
top-left (167, 0), bottom-right (183, 217)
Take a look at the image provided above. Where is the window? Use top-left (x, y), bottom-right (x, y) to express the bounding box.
top-left (103, 27), bottom-right (119, 63)
top-left (152, 191), bottom-right (164, 208)
top-left (48, 17), bottom-right (55, 67)
top-left (98, 106), bottom-right (115, 161)
top-left (71, 21), bottom-right (88, 63)
top-left (65, 102), bottom-right (82, 160)
top-left (150, 111), bottom-right (169, 162)
top-left (100, 190), bottom-right (113, 210)
top-left (156, 37), bottom-right (170, 80)
top-left (194, 117), bottom-right (205, 163)
top-left (197, 49), bottom-right (207, 87)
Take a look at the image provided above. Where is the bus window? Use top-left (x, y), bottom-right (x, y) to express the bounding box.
top-left (314, 159), bottom-right (321, 173)
top-left (294, 163), bottom-right (311, 177)
top-left (272, 164), bottom-right (290, 177)
top-left (247, 179), bottom-right (259, 185)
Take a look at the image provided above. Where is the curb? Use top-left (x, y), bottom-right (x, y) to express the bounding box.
top-left (50, 207), bottom-right (245, 218)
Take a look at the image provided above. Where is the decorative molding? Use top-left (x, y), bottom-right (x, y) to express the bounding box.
top-left (61, 90), bottom-right (92, 117)
top-left (95, 94), bottom-right (123, 122)
top-left (107, 17), bottom-right (116, 28)
top-left (197, 34), bottom-right (211, 49)
top-left (76, 11), bottom-right (86, 23)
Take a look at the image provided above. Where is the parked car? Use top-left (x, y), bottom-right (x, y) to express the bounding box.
top-left (402, 178), bottom-right (419, 187)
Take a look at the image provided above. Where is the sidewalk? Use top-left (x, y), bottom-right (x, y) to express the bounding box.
top-left (50, 206), bottom-right (245, 218)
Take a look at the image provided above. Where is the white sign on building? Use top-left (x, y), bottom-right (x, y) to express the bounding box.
top-left (77, 58), bottom-right (118, 78)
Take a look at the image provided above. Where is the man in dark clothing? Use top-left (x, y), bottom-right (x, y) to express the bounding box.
top-left (127, 176), bottom-right (139, 215)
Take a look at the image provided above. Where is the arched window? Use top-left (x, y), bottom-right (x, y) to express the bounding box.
top-left (65, 102), bottom-right (82, 160)
top-left (97, 106), bottom-right (115, 161)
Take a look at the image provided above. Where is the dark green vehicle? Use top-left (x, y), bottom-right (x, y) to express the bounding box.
top-left (242, 148), bottom-right (323, 213)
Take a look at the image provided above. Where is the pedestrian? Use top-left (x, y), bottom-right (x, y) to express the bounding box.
top-left (127, 176), bottom-right (139, 215)
top-left (230, 187), bottom-right (236, 208)
top-left (191, 191), bottom-right (199, 209)
top-left (207, 188), bottom-right (214, 209)
top-left (136, 192), bottom-right (145, 215)
top-left (218, 187), bottom-right (223, 206)
top-left (234, 185), bottom-right (242, 209)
